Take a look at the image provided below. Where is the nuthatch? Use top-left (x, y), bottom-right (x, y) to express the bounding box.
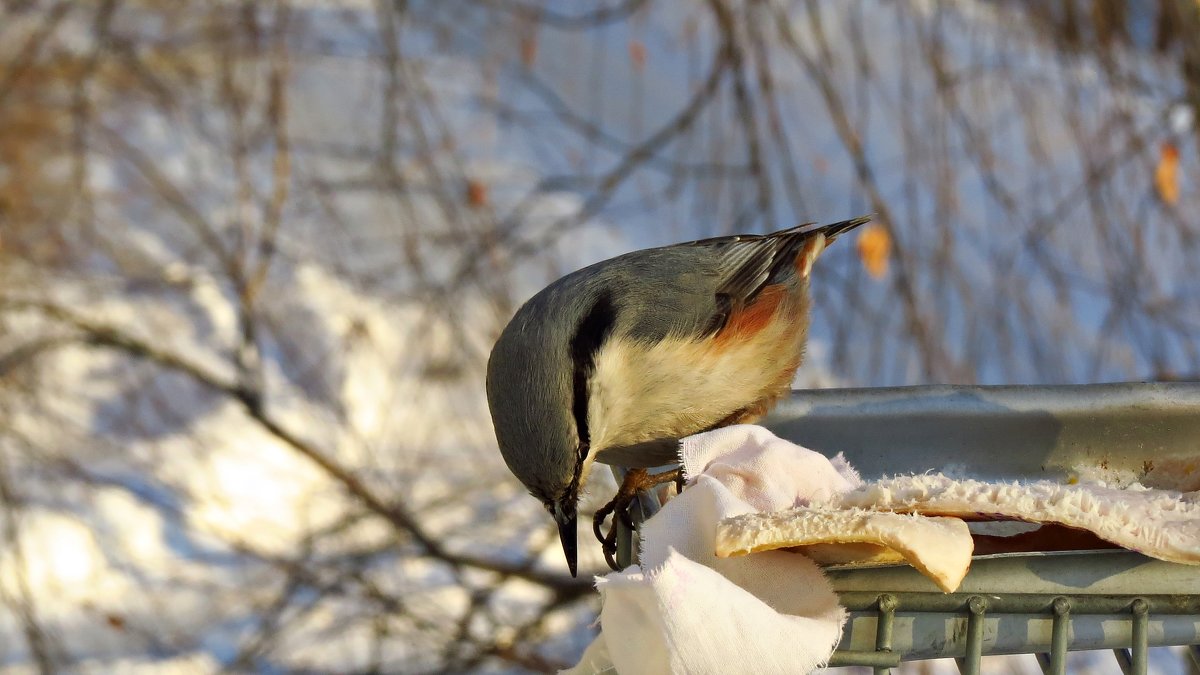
top-left (486, 217), bottom-right (870, 576)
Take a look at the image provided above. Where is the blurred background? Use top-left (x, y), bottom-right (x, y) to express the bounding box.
top-left (1, 0), bottom-right (1199, 672)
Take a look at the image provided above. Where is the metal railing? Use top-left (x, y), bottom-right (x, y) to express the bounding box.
top-left (828, 592), bottom-right (1179, 673)
top-left (615, 383), bottom-right (1200, 674)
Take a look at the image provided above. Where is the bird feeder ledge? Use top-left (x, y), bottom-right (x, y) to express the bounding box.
top-left (617, 382), bottom-right (1200, 673)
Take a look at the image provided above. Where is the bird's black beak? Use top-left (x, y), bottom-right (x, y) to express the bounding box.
top-left (553, 500), bottom-right (578, 577)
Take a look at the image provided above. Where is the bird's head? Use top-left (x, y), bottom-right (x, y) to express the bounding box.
top-left (486, 281), bottom-right (618, 577)
top-left (485, 303), bottom-right (605, 577)
top-left (486, 348), bottom-right (585, 574)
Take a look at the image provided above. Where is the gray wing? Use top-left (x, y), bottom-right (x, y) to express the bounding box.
top-left (694, 216), bottom-right (872, 309)
top-left (592, 437), bottom-right (682, 467)
top-left (609, 216), bottom-right (870, 341)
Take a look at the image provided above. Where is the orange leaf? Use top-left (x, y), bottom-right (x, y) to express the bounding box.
top-left (466, 179), bottom-right (488, 209)
top-left (629, 40), bottom-right (646, 71)
top-left (520, 34), bottom-right (538, 68)
top-left (1155, 142), bottom-right (1180, 205)
top-left (856, 224), bottom-right (891, 279)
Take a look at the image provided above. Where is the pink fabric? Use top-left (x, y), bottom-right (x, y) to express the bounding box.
top-left (566, 425), bottom-right (1200, 674)
top-left (565, 425), bottom-right (858, 675)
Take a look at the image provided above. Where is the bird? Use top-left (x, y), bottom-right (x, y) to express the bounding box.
top-left (485, 216), bottom-right (870, 576)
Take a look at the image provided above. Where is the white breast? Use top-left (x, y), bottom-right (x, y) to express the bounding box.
top-left (582, 312), bottom-right (806, 476)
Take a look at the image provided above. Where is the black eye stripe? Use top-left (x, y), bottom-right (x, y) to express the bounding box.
top-left (568, 292), bottom-right (616, 454)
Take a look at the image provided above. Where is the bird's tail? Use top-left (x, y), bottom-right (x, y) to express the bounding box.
top-left (800, 215), bottom-right (872, 242)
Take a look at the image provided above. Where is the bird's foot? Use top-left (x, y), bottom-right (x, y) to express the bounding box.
top-left (593, 467), bottom-right (685, 571)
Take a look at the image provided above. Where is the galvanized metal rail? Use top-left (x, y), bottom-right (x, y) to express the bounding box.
top-left (826, 589), bottom-right (1179, 673)
top-left (766, 382), bottom-right (1200, 485)
top-left (826, 548), bottom-right (1200, 672)
top-left (616, 383), bottom-right (1200, 673)
top-left (828, 593), bottom-right (1155, 673)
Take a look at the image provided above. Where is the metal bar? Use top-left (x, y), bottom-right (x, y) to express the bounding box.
top-left (609, 448), bottom-right (678, 571)
top-left (1131, 599), bottom-right (1149, 675)
top-left (608, 466), bottom-right (634, 571)
top-left (610, 467), bottom-right (659, 570)
top-left (839, 612), bottom-right (1200, 661)
top-left (829, 549), bottom-right (1200, 597)
top-left (768, 383), bottom-right (1200, 484)
top-left (1048, 597), bottom-right (1070, 674)
top-left (836, 591), bottom-right (1200, 615)
top-left (614, 516), bottom-right (634, 569)
top-left (956, 596), bottom-right (987, 675)
top-left (1036, 597), bottom-right (1071, 674)
top-left (872, 594), bottom-right (896, 675)
top-left (827, 650), bottom-right (902, 668)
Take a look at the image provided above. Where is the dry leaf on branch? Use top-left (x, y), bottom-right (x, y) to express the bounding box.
top-left (1155, 142), bottom-right (1180, 205)
top-left (520, 34), bottom-right (538, 68)
top-left (629, 40), bottom-right (646, 71)
top-left (856, 223), bottom-right (891, 279)
top-left (466, 179), bottom-right (488, 208)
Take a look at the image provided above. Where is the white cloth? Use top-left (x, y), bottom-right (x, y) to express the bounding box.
top-left (564, 425), bottom-right (860, 675)
top-left (565, 425), bottom-right (1200, 674)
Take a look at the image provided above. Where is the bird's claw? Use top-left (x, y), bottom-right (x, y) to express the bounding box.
top-left (592, 495), bottom-right (628, 570)
top-left (592, 502), bottom-right (618, 554)
top-left (592, 468), bottom-right (685, 571)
